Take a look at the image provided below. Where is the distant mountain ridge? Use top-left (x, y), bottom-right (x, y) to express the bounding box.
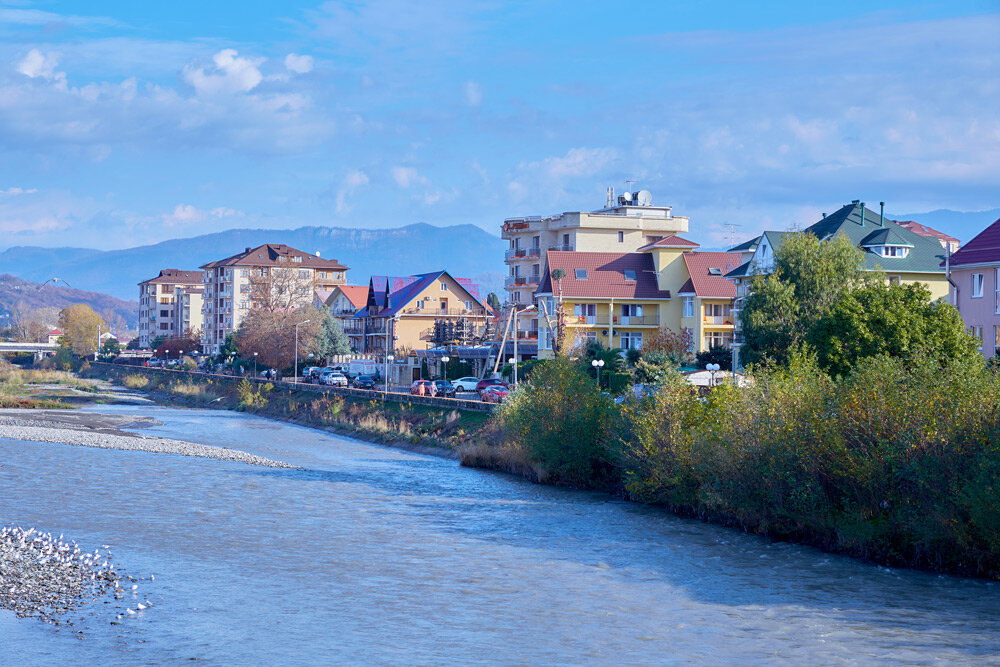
top-left (0, 223), bottom-right (506, 302)
top-left (0, 273), bottom-right (138, 329)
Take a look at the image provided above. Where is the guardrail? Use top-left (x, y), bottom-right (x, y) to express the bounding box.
top-left (92, 362), bottom-right (496, 413)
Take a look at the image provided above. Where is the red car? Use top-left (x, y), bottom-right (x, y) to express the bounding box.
top-left (475, 378), bottom-right (509, 395)
top-left (410, 380), bottom-right (435, 395)
top-left (480, 385), bottom-right (509, 403)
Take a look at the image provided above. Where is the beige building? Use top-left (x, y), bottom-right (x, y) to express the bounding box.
top-left (137, 269), bottom-right (206, 348)
top-left (199, 244), bottom-right (349, 355)
top-left (323, 285), bottom-right (369, 351)
top-left (502, 188), bottom-right (690, 357)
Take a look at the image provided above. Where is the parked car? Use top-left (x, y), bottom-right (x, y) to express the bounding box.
top-left (410, 380), bottom-right (435, 395)
top-left (433, 380), bottom-right (457, 398)
top-left (353, 375), bottom-right (376, 390)
top-left (322, 372), bottom-right (348, 387)
top-left (301, 366), bottom-right (320, 380)
top-left (475, 378), bottom-right (509, 395)
top-left (480, 385), bottom-right (509, 403)
top-left (452, 376), bottom-right (481, 392)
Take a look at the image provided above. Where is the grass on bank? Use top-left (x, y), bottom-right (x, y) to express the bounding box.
top-left (0, 361), bottom-right (84, 408)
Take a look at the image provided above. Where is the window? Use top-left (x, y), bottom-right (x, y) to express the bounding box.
top-left (160, 309), bottom-right (170, 317)
top-left (620, 331), bottom-right (643, 350)
top-left (970, 326), bottom-right (983, 342)
top-left (240, 284), bottom-right (250, 293)
top-left (159, 297), bottom-right (170, 304)
top-left (888, 276), bottom-right (901, 286)
top-left (574, 331), bottom-right (597, 348)
top-left (562, 233), bottom-right (570, 247)
top-left (464, 300), bottom-right (473, 311)
top-left (621, 304), bottom-right (643, 318)
top-left (293, 256), bottom-right (302, 263)
top-left (995, 268), bottom-right (1000, 314)
top-left (317, 271), bottom-right (327, 279)
top-left (574, 304), bottom-right (596, 322)
top-left (705, 331), bottom-right (731, 349)
top-left (440, 282), bottom-right (448, 291)
top-left (881, 246), bottom-right (910, 258)
top-left (415, 300), bottom-right (424, 310)
top-left (682, 296), bottom-right (694, 317)
top-left (708, 268), bottom-right (722, 276)
top-left (645, 235), bottom-right (663, 245)
top-left (575, 269), bottom-right (588, 280)
top-left (995, 325), bottom-right (1000, 348)
top-left (618, 231), bottom-right (624, 243)
top-left (972, 273), bottom-right (984, 298)
top-left (704, 303), bottom-right (732, 317)
top-left (299, 270), bottom-right (310, 278)
top-left (623, 269), bottom-right (636, 281)
top-left (159, 323), bottom-right (169, 331)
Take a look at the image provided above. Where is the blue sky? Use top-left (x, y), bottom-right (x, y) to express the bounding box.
top-left (0, 0), bottom-right (997, 250)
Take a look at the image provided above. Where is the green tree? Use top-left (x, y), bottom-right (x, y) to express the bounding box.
top-left (98, 338), bottom-right (121, 361)
top-left (57, 304), bottom-right (107, 357)
top-left (314, 307), bottom-right (351, 360)
top-left (808, 282), bottom-right (979, 377)
top-left (696, 343), bottom-right (732, 370)
top-left (486, 292), bottom-right (502, 312)
top-left (741, 233), bottom-right (867, 367)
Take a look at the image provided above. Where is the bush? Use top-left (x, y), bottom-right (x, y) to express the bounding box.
top-left (123, 374), bottom-right (150, 389)
top-left (497, 356), bottom-right (619, 488)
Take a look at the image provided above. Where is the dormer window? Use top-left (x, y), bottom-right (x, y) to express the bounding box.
top-left (623, 269), bottom-right (636, 281)
top-left (880, 246), bottom-right (910, 258)
top-left (575, 269), bottom-right (588, 280)
top-left (708, 268), bottom-right (722, 275)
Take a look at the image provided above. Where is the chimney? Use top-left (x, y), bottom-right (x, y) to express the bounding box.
top-left (859, 202), bottom-right (865, 226)
top-left (245, 247), bottom-right (251, 253)
top-left (879, 202), bottom-right (885, 227)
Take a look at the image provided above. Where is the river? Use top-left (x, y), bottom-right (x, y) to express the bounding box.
top-left (1, 404), bottom-right (998, 665)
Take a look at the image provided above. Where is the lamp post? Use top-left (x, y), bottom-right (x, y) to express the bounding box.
top-left (441, 355), bottom-right (450, 382)
top-left (253, 352), bottom-right (258, 378)
top-left (706, 363), bottom-right (720, 387)
top-left (591, 358), bottom-right (605, 388)
top-left (384, 354), bottom-right (394, 393)
top-left (95, 325), bottom-right (102, 361)
top-left (294, 319), bottom-right (311, 383)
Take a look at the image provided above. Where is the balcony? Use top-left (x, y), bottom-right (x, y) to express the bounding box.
top-left (516, 330), bottom-right (539, 340)
top-left (618, 314), bottom-right (659, 326)
top-left (399, 307), bottom-right (486, 317)
top-left (549, 244), bottom-right (574, 252)
top-left (703, 315), bottom-right (734, 326)
top-left (505, 276), bottom-right (527, 287)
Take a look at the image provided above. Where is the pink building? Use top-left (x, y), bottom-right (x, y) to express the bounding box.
top-left (947, 217), bottom-right (1000, 359)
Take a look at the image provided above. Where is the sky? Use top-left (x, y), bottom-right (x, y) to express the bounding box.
top-left (0, 0), bottom-right (998, 251)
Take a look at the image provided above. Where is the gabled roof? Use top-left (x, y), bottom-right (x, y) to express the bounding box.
top-left (724, 260), bottom-right (754, 280)
top-left (728, 237), bottom-right (760, 253)
top-left (637, 234), bottom-right (700, 252)
top-left (681, 252), bottom-right (743, 298)
top-left (357, 271), bottom-right (490, 319)
top-left (314, 289), bottom-right (333, 304)
top-left (806, 202), bottom-right (945, 273)
top-left (898, 220), bottom-right (959, 247)
top-left (330, 285), bottom-right (369, 309)
top-left (536, 251), bottom-right (671, 299)
top-left (200, 244), bottom-right (349, 271)
top-left (139, 269), bottom-right (204, 285)
top-left (947, 217), bottom-right (1000, 267)
top-left (860, 228), bottom-right (913, 248)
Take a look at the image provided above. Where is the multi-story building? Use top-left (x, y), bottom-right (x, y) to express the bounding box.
top-left (501, 188), bottom-right (691, 357)
top-left (947, 217), bottom-right (1000, 359)
top-left (532, 236), bottom-right (741, 358)
top-left (725, 201), bottom-right (952, 368)
top-left (137, 269), bottom-right (205, 348)
top-left (199, 244), bottom-right (349, 355)
top-left (349, 271), bottom-right (492, 356)
top-left (323, 285), bottom-right (369, 351)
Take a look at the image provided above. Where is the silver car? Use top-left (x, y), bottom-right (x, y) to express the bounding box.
top-left (321, 372), bottom-right (348, 387)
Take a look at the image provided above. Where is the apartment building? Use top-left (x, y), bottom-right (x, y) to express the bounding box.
top-left (137, 269), bottom-right (205, 348)
top-left (532, 237), bottom-right (741, 358)
top-left (726, 201), bottom-right (952, 368)
top-left (199, 244), bottom-right (349, 355)
top-left (501, 188), bottom-right (690, 357)
top-left (947, 217), bottom-right (1000, 359)
top-left (323, 285), bottom-right (369, 351)
top-left (348, 271), bottom-right (492, 356)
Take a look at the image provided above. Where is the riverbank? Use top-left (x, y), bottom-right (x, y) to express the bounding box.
top-left (0, 410), bottom-right (296, 468)
top-left (83, 364), bottom-right (493, 457)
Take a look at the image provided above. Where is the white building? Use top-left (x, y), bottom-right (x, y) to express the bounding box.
top-left (137, 269), bottom-right (205, 348)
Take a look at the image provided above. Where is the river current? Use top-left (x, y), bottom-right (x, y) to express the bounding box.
top-left (1, 404), bottom-right (998, 665)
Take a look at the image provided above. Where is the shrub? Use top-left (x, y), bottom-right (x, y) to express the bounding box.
top-left (123, 374), bottom-right (150, 389)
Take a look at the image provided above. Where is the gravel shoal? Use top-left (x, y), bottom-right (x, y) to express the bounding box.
top-left (1, 525), bottom-right (143, 627)
top-left (0, 413), bottom-right (296, 469)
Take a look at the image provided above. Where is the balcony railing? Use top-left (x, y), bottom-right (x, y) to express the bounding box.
top-left (398, 307), bottom-right (486, 317)
top-left (618, 315), bottom-right (659, 326)
top-left (703, 315), bottom-right (734, 326)
top-left (505, 276), bottom-right (527, 286)
top-left (516, 330), bottom-right (539, 340)
top-left (549, 244), bottom-right (574, 252)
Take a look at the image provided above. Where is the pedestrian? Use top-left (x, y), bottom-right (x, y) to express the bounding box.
top-left (418, 381), bottom-right (425, 396)
top-left (240, 365), bottom-right (245, 375)
top-left (429, 381), bottom-right (438, 397)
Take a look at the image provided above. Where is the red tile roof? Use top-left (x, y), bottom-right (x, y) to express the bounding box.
top-left (201, 244), bottom-right (348, 271)
top-left (536, 251), bottom-right (671, 299)
top-left (681, 252), bottom-right (743, 298)
top-left (637, 234), bottom-right (701, 252)
top-left (947, 217), bottom-right (1000, 267)
top-left (898, 220), bottom-right (959, 246)
top-left (335, 285), bottom-right (369, 309)
top-left (139, 269), bottom-right (204, 285)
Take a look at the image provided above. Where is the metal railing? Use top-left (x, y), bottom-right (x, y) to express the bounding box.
top-left (703, 315), bottom-right (734, 326)
top-left (549, 244), bottom-right (574, 252)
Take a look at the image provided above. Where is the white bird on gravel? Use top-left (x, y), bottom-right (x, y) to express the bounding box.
top-left (137, 602), bottom-right (146, 610)
top-left (131, 584), bottom-right (138, 591)
top-left (126, 608), bottom-right (135, 615)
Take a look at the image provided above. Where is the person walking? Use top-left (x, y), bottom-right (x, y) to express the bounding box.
top-left (429, 381), bottom-right (438, 398)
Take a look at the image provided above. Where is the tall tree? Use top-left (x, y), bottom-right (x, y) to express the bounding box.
top-left (57, 304), bottom-right (107, 357)
top-left (486, 292), bottom-right (501, 312)
top-left (741, 233), bottom-right (867, 367)
top-left (314, 307), bottom-right (352, 360)
top-left (236, 306), bottom-right (321, 370)
top-left (808, 282), bottom-right (978, 377)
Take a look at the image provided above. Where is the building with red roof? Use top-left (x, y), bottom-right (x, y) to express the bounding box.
top-left (945, 217), bottom-right (1000, 359)
top-left (898, 220), bottom-right (960, 254)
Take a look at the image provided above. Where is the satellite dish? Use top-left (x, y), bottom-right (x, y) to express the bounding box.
top-left (622, 191), bottom-right (633, 202)
top-left (636, 190), bottom-right (652, 206)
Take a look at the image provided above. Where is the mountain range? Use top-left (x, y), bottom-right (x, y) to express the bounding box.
top-left (0, 273), bottom-right (138, 330)
top-left (0, 223), bottom-right (507, 303)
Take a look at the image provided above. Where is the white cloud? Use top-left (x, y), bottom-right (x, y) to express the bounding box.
top-left (183, 49), bottom-right (264, 95)
top-left (336, 170), bottom-right (369, 213)
top-left (162, 204), bottom-right (204, 226)
top-left (210, 206), bottom-right (243, 218)
top-left (391, 166), bottom-right (425, 188)
top-left (463, 80), bottom-right (482, 107)
top-left (284, 53), bottom-right (314, 74)
top-left (17, 49), bottom-right (65, 84)
top-left (0, 187), bottom-right (38, 197)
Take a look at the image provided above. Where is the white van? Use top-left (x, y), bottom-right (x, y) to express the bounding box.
top-left (347, 359), bottom-right (377, 378)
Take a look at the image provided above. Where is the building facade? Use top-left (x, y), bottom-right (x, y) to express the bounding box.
top-left (947, 217), bottom-right (1000, 359)
top-left (199, 244), bottom-right (349, 355)
top-left (137, 269), bottom-right (205, 348)
top-left (323, 285), bottom-right (369, 351)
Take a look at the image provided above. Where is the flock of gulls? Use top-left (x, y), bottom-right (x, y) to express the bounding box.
top-left (0, 525), bottom-right (153, 632)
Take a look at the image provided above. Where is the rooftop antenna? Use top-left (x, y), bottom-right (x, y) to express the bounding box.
top-left (723, 223), bottom-right (742, 249)
top-left (624, 179), bottom-right (635, 195)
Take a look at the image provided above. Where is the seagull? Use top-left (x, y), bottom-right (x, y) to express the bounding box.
top-left (137, 603), bottom-right (146, 610)
top-left (131, 584), bottom-right (138, 591)
top-left (126, 608), bottom-right (135, 615)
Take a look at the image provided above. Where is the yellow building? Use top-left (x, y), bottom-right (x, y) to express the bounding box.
top-left (350, 271), bottom-right (493, 356)
top-left (533, 237), bottom-right (742, 357)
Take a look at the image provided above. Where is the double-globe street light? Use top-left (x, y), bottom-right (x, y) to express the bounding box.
top-left (706, 362), bottom-right (721, 387)
top-left (294, 319), bottom-right (311, 383)
top-left (591, 358), bottom-right (605, 388)
top-left (441, 355), bottom-right (450, 384)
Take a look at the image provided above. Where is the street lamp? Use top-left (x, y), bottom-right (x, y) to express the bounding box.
top-left (384, 354), bottom-right (394, 393)
top-left (591, 358), bottom-right (605, 388)
top-left (706, 363), bottom-right (721, 387)
top-left (441, 355), bottom-right (450, 382)
top-left (294, 319), bottom-right (311, 383)
top-left (253, 352), bottom-right (258, 378)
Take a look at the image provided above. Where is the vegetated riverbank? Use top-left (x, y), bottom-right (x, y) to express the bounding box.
top-left (82, 364), bottom-right (494, 457)
top-left (464, 354), bottom-right (1000, 581)
top-left (0, 361), bottom-right (96, 409)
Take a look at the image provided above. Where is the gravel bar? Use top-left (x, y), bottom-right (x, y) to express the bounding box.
top-left (0, 525), bottom-right (144, 627)
top-left (0, 412), bottom-right (297, 469)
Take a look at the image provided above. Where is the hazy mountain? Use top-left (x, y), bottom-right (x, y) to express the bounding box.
top-left (0, 273), bottom-right (139, 330)
top-left (0, 223), bottom-right (506, 301)
top-left (888, 208), bottom-right (1000, 246)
